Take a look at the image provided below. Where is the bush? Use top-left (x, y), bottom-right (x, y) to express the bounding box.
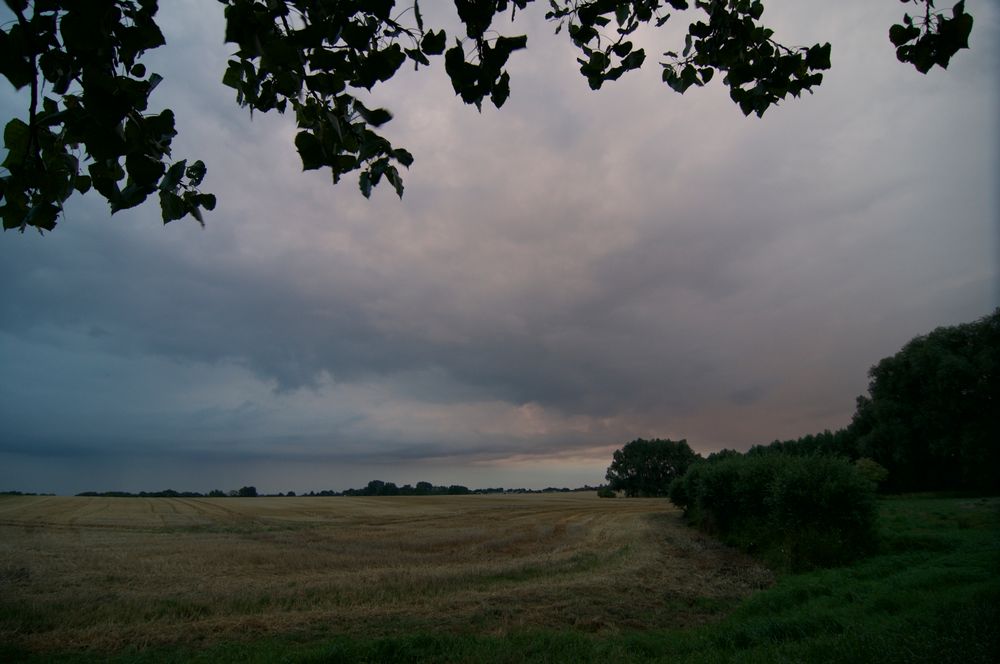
top-left (853, 457), bottom-right (889, 490)
top-left (596, 487), bottom-right (616, 498)
top-left (670, 453), bottom-right (877, 570)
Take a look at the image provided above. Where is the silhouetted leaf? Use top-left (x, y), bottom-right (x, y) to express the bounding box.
top-left (160, 160), bottom-right (186, 191)
top-left (158, 190), bottom-right (185, 222)
top-left (421, 29), bottom-right (446, 55)
top-left (358, 106), bottom-right (393, 127)
top-left (185, 160), bottom-right (207, 187)
top-left (2, 118), bottom-right (30, 166)
top-left (890, 24), bottom-right (920, 47)
top-left (806, 43), bottom-right (832, 70)
top-left (385, 165), bottom-right (403, 197)
top-left (294, 131), bottom-right (324, 170)
top-left (222, 61), bottom-right (243, 89)
top-left (24, 203), bottom-right (59, 231)
top-left (392, 148), bottom-right (414, 167)
top-left (491, 71), bottom-right (510, 108)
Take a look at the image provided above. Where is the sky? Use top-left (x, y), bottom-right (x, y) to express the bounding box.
top-left (1, 1), bottom-right (997, 495)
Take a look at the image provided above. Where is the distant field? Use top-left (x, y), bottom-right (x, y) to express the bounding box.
top-left (0, 493), bottom-right (771, 655)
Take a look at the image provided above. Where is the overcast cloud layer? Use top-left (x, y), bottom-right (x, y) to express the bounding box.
top-left (1, 0), bottom-right (997, 494)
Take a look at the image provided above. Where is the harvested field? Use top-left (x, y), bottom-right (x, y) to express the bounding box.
top-left (0, 493), bottom-right (772, 654)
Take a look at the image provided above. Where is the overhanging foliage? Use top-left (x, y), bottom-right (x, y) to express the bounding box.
top-left (1, 0), bottom-right (975, 233)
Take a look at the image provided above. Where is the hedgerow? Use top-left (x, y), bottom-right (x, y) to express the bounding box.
top-left (669, 453), bottom-right (877, 570)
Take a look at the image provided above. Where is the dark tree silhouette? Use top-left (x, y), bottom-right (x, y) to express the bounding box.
top-left (1, 1), bottom-right (973, 232)
top-left (742, 309), bottom-right (999, 493)
top-left (606, 438), bottom-right (700, 497)
top-left (847, 308), bottom-right (999, 492)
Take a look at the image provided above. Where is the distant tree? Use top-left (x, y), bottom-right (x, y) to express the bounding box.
top-left (236, 485), bottom-right (258, 497)
top-left (286, 490), bottom-right (296, 497)
top-left (414, 481), bottom-right (434, 495)
top-left (207, 489), bottom-right (225, 497)
top-left (1, 0), bottom-right (975, 232)
top-left (447, 485), bottom-right (471, 495)
top-left (605, 438), bottom-right (700, 497)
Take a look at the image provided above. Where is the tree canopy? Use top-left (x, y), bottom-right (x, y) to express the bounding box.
top-left (846, 308), bottom-right (999, 492)
top-left (1, 0), bottom-right (975, 233)
top-left (742, 309), bottom-right (999, 493)
top-left (605, 437), bottom-right (699, 497)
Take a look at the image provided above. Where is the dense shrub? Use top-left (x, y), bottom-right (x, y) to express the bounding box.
top-left (670, 453), bottom-right (877, 570)
top-left (596, 487), bottom-right (616, 498)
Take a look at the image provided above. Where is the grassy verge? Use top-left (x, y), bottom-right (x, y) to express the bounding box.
top-left (4, 495), bottom-right (996, 663)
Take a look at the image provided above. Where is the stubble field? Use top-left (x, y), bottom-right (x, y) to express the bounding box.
top-left (0, 493), bottom-right (771, 656)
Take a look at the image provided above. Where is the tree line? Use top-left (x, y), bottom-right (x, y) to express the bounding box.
top-left (75, 488), bottom-right (257, 497)
top-left (603, 309), bottom-right (999, 569)
top-left (742, 307), bottom-right (999, 494)
top-left (70, 482), bottom-right (606, 498)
